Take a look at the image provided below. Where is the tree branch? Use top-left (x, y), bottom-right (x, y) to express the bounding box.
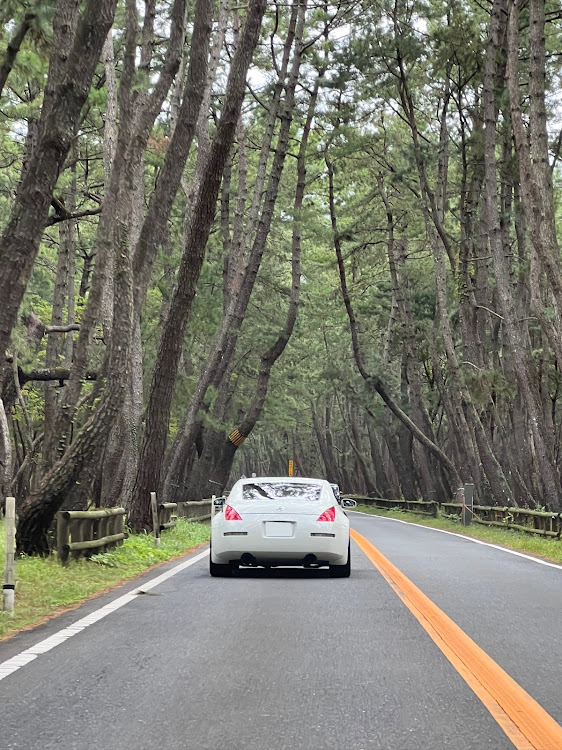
top-left (46, 207), bottom-right (102, 226)
top-left (0, 12), bottom-right (35, 98)
top-left (17, 366), bottom-right (97, 386)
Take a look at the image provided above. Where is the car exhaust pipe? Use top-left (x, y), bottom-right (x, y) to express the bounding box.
top-left (240, 553), bottom-right (257, 567)
top-left (303, 554), bottom-right (318, 568)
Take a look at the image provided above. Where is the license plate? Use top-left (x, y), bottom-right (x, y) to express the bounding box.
top-left (264, 521), bottom-right (295, 538)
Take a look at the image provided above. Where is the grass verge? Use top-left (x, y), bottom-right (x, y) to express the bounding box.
top-left (354, 505), bottom-right (562, 565)
top-left (0, 519), bottom-right (210, 640)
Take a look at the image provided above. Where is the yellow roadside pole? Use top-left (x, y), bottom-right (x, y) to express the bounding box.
top-left (288, 460), bottom-right (294, 476)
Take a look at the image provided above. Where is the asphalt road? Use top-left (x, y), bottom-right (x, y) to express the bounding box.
top-left (1, 512), bottom-right (561, 750)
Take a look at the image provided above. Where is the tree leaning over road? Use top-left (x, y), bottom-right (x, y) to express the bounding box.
top-left (163, 0), bottom-right (314, 502)
top-left (129, 0), bottom-right (268, 531)
top-left (11, 0), bottom-right (189, 551)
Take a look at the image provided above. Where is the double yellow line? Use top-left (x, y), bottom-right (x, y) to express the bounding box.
top-left (351, 529), bottom-right (562, 750)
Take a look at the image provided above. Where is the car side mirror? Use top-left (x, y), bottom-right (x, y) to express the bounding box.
top-left (213, 497), bottom-right (226, 508)
top-left (342, 498), bottom-right (357, 508)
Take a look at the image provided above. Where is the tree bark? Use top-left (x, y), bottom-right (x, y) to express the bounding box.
top-left (133, 0), bottom-right (213, 316)
top-left (485, 0), bottom-right (562, 509)
top-left (129, 0), bottom-right (267, 530)
top-left (0, 0), bottom-right (118, 390)
top-left (327, 149), bottom-right (462, 489)
top-left (41, 169), bottom-right (77, 476)
top-left (165, 2), bottom-right (309, 500)
top-left (366, 420), bottom-right (397, 498)
top-left (0, 399), bottom-right (11, 502)
top-left (507, 0), bottom-right (562, 317)
top-left (0, 12), bottom-right (36, 98)
top-left (16, 197), bottom-right (134, 555)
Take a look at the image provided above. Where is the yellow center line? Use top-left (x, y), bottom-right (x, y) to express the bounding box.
top-left (350, 528), bottom-right (562, 750)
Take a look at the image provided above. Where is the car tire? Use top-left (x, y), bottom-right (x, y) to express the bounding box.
top-left (210, 557), bottom-right (232, 577)
top-left (329, 542), bottom-right (351, 578)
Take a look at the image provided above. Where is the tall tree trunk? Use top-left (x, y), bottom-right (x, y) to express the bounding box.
top-left (0, 399), bottom-right (11, 503)
top-left (0, 12), bottom-right (36, 98)
top-left (16, 198), bottom-right (134, 555)
top-left (485, 0), bottom-right (562, 509)
top-left (129, 0), bottom-right (267, 530)
top-left (366, 420), bottom-right (397, 498)
top-left (41, 183), bottom-right (76, 476)
top-left (327, 147), bottom-right (462, 489)
top-left (507, 0), bottom-right (562, 318)
top-left (377, 176), bottom-right (448, 500)
top-left (164, 0), bottom-right (307, 500)
top-left (95, 0), bottom-right (211, 512)
top-left (0, 0), bottom-right (118, 390)
top-left (48, 0), bottom-right (187, 492)
top-left (132, 0), bottom-right (213, 316)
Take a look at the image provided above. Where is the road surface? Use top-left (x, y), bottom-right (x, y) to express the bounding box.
top-left (1, 511), bottom-right (561, 750)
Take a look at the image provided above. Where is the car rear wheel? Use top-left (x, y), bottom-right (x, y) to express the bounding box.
top-left (210, 557), bottom-right (232, 577)
top-left (209, 542), bottom-right (233, 577)
top-left (329, 542), bottom-right (351, 578)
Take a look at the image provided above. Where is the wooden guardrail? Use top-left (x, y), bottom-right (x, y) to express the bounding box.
top-left (154, 499), bottom-right (213, 532)
top-left (178, 499), bottom-right (213, 522)
top-left (441, 503), bottom-right (562, 538)
top-left (56, 508), bottom-right (127, 564)
top-left (348, 496), bottom-right (438, 516)
top-left (351, 494), bottom-right (562, 539)
top-left (56, 499), bottom-right (213, 563)
top-left (158, 502), bottom-right (178, 530)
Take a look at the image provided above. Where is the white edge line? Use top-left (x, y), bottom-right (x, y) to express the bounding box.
top-left (0, 547), bottom-right (210, 682)
top-left (348, 510), bottom-right (562, 571)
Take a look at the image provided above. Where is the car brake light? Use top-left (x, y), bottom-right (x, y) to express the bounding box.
top-left (317, 506), bottom-right (335, 522)
top-left (225, 505), bottom-right (242, 521)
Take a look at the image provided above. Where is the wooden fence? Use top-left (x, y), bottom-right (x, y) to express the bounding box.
top-left (158, 502), bottom-right (178, 530)
top-left (56, 508), bottom-right (127, 564)
top-left (440, 503), bottom-right (562, 539)
top-left (155, 499), bottom-right (213, 530)
top-left (350, 495), bottom-right (562, 539)
top-left (349, 496), bottom-right (438, 517)
top-left (178, 499), bottom-right (213, 522)
top-left (55, 499), bottom-right (213, 563)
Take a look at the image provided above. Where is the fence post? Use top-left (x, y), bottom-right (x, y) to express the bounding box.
top-left (57, 511), bottom-right (69, 564)
top-left (462, 483), bottom-right (474, 526)
top-left (151, 492), bottom-right (161, 548)
top-left (71, 517), bottom-right (84, 561)
top-left (211, 494), bottom-right (216, 520)
top-left (3, 496), bottom-right (16, 615)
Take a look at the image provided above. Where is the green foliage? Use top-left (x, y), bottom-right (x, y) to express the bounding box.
top-left (3, 0), bottom-right (562, 526)
top-left (90, 520), bottom-right (209, 568)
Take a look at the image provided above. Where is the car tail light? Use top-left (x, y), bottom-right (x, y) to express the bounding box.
top-left (317, 506), bottom-right (336, 522)
top-left (224, 505), bottom-right (242, 521)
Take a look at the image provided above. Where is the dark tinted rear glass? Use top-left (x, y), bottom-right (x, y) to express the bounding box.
top-left (242, 482), bottom-right (322, 501)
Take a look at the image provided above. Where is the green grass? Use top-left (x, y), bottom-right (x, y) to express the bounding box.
top-left (0, 519), bottom-right (210, 640)
top-left (354, 505), bottom-right (562, 565)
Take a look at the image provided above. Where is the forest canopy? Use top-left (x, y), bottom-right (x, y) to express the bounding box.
top-left (1, 0), bottom-right (562, 554)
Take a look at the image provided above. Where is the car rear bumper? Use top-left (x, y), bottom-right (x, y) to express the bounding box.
top-left (211, 530), bottom-right (349, 566)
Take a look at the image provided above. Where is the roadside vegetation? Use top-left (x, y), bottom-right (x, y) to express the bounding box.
top-left (0, 519), bottom-right (210, 640)
top-left (355, 506), bottom-right (562, 565)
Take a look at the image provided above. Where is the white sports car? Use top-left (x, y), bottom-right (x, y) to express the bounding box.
top-left (210, 476), bottom-right (355, 577)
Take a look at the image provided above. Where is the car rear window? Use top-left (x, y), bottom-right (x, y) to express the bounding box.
top-left (242, 482), bottom-right (322, 501)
